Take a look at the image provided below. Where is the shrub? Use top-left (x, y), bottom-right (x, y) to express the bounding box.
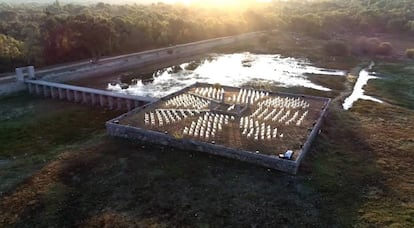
top-left (353, 37), bottom-right (393, 56)
top-left (377, 42), bottom-right (393, 55)
top-left (323, 40), bottom-right (349, 56)
top-left (362, 37), bottom-right (381, 54)
top-left (406, 49), bottom-right (414, 58)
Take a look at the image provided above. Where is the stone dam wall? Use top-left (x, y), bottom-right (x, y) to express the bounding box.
top-left (0, 31), bottom-right (264, 96)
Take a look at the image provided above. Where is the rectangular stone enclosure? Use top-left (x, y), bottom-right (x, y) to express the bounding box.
top-left (106, 82), bottom-right (330, 174)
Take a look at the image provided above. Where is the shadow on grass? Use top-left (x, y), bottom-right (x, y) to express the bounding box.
top-left (7, 106), bottom-right (382, 227)
top-left (12, 137), bottom-right (322, 227)
top-left (0, 94), bottom-right (387, 227)
top-left (301, 105), bottom-right (381, 226)
top-left (348, 100), bottom-right (414, 226)
top-left (0, 92), bottom-right (122, 194)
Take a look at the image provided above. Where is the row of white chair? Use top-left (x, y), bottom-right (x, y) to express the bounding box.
top-left (248, 106), bottom-right (308, 126)
top-left (183, 112), bottom-right (234, 139)
top-left (165, 94), bottom-right (209, 109)
top-left (258, 97), bottom-right (309, 109)
top-left (144, 109), bottom-right (202, 126)
top-left (241, 122), bottom-right (283, 140)
top-left (228, 89), bottom-right (269, 105)
top-left (194, 87), bottom-right (225, 100)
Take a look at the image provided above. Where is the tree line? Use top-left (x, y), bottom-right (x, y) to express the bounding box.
top-left (0, 0), bottom-right (413, 73)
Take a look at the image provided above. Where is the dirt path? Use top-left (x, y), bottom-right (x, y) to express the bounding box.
top-left (332, 65), bottom-right (362, 105)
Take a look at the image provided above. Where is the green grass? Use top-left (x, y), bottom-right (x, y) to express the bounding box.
top-left (0, 92), bottom-right (121, 194)
top-left (349, 100), bottom-right (414, 227)
top-left (1, 101), bottom-right (382, 227)
top-left (1, 87), bottom-right (412, 227)
top-left (367, 63), bottom-right (414, 110)
top-left (0, 86), bottom-right (390, 227)
top-left (1, 59), bottom-right (413, 226)
top-left (8, 137), bottom-right (322, 227)
top-left (346, 61), bottom-right (414, 227)
top-left (302, 105), bottom-right (381, 226)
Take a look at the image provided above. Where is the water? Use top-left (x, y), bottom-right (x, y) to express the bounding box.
top-left (107, 53), bottom-right (346, 98)
top-left (343, 69), bottom-right (383, 110)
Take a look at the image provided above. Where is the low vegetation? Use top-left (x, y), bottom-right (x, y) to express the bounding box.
top-left (0, 92), bottom-right (380, 227)
top-left (1, 61), bottom-right (413, 226)
top-left (323, 40), bottom-right (349, 56)
top-left (367, 63), bottom-right (414, 110)
top-left (0, 93), bottom-right (122, 194)
top-left (406, 49), bottom-right (414, 59)
top-left (352, 37), bottom-right (394, 56)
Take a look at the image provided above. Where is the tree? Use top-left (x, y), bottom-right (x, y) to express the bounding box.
top-left (75, 16), bottom-right (116, 58)
top-left (0, 0), bottom-right (413, 73)
top-left (167, 17), bottom-right (185, 44)
top-left (21, 23), bottom-right (42, 65)
top-left (0, 33), bottom-right (24, 71)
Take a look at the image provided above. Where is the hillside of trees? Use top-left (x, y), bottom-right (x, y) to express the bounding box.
top-left (0, 0), bottom-right (413, 73)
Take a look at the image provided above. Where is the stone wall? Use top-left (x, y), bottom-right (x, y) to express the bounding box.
top-left (0, 82), bottom-right (26, 96)
top-left (106, 121), bottom-right (299, 174)
top-left (295, 99), bottom-right (330, 167)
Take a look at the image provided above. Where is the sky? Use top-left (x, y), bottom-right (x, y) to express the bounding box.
top-left (91, 0), bottom-right (273, 6)
top-left (149, 0), bottom-right (273, 8)
top-left (1, 0), bottom-right (272, 6)
top-left (90, 0), bottom-right (273, 4)
top-left (160, 0), bottom-right (272, 4)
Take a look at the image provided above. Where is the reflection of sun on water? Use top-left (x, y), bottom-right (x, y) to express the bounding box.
top-left (107, 53), bottom-right (346, 98)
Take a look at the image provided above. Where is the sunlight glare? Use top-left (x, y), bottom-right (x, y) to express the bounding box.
top-left (165, 0), bottom-right (272, 7)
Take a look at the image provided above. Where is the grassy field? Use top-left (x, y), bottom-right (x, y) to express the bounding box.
top-left (352, 63), bottom-right (414, 226)
top-left (367, 63), bottom-right (414, 110)
top-left (0, 93), bottom-right (122, 195)
top-left (0, 95), bottom-right (370, 227)
top-left (1, 69), bottom-right (413, 227)
top-left (0, 33), bottom-right (413, 226)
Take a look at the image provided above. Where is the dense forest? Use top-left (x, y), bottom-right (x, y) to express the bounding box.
top-left (0, 0), bottom-right (413, 72)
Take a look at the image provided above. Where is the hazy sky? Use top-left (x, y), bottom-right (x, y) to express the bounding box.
top-left (88, 0), bottom-right (272, 3)
top-left (0, 0), bottom-right (275, 9)
top-left (88, 0), bottom-right (273, 5)
top-left (1, 0), bottom-right (272, 5)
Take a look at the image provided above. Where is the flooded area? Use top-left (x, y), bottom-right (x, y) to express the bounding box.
top-left (343, 68), bottom-right (383, 110)
top-left (104, 53), bottom-right (347, 98)
top-left (69, 52), bottom-right (387, 111)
